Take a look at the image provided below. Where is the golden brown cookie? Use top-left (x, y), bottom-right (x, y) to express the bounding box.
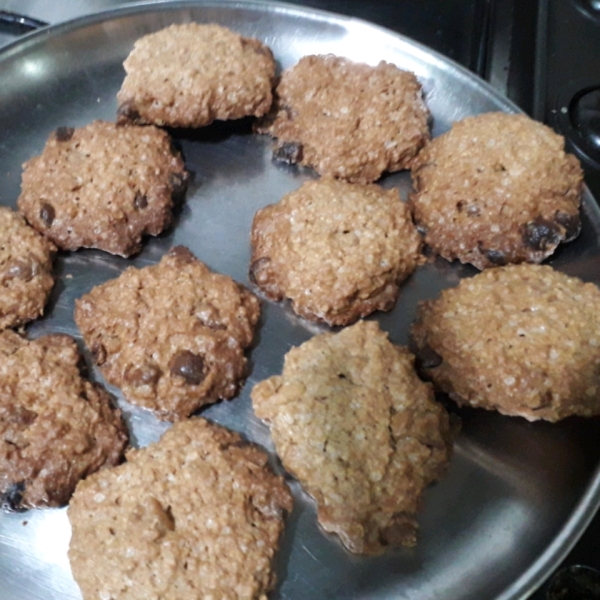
top-left (0, 206), bottom-right (55, 331)
top-left (0, 330), bottom-right (128, 510)
top-left (409, 112), bottom-right (583, 269)
top-left (18, 121), bottom-right (188, 257)
top-left (250, 178), bottom-right (422, 326)
top-left (411, 264), bottom-right (600, 421)
top-left (117, 23), bottom-right (276, 128)
top-left (258, 54), bottom-right (430, 183)
top-left (68, 418), bottom-right (293, 600)
top-left (252, 320), bottom-right (452, 554)
top-left (75, 246), bottom-right (260, 421)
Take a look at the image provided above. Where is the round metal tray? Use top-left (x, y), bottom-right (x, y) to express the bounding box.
top-left (0, 2), bottom-right (599, 599)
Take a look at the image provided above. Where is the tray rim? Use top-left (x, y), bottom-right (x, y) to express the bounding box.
top-left (0, 1), bottom-right (599, 598)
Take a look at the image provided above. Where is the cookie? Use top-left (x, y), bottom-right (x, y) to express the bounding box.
top-left (250, 178), bottom-right (422, 326)
top-left (411, 264), bottom-right (600, 421)
top-left (252, 320), bottom-right (452, 554)
top-left (0, 206), bottom-right (56, 331)
top-left (68, 418), bottom-right (292, 600)
top-left (17, 121), bottom-right (188, 257)
top-left (117, 23), bottom-right (276, 128)
top-left (409, 112), bottom-right (583, 269)
top-left (258, 54), bottom-right (430, 183)
top-left (75, 246), bottom-right (260, 421)
top-left (0, 330), bottom-right (128, 510)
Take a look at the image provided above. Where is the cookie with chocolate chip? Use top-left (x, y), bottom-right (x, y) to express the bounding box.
top-left (250, 178), bottom-right (422, 326)
top-left (0, 330), bottom-right (128, 510)
top-left (74, 246), bottom-right (260, 421)
top-left (117, 23), bottom-right (275, 128)
top-left (409, 112), bottom-right (583, 269)
top-left (69, 418), bottom-right (292, 600)
top-left (252, 320), bottom-right (453, 554)
top-left (0, 207), bottom-right (56, 330)
top-left (411, 264), bottom-right (600, 421)
top-left (17, 121), bottom-right (188, 257)
top-left (258, 54), bottom-right (430, 183)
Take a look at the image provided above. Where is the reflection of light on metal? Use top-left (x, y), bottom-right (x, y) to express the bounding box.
top-left (27, 509), bottom-right (71, 566)
top-left (0, 507), bottom-right (80, 596)
top-left (21, 58), bottom-right (44, 77)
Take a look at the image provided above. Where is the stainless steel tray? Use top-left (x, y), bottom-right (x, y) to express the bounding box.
top-left (1, 2), bottom-right (599, 599)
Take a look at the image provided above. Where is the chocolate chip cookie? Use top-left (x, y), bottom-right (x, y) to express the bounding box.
top-left (117, 23), bottom-right (276, 128)
top-left (252, 320), bottom-right (453, 554)
top-left (411, 264), bottom-right (600, 421)
top-left (0, 330), bottom-right (128, 510)
top-left (0, 206), bottom-right (55, 331)
top-left (250, 177), bottom-right (422, 326)
top-left (409, 112), bottom-right (583, 269)
top-left (75, 246), bottom-right (261, 421)
top-left (258, 54), bottom-right (430, 183)
top-left (18, 121), bottom-right (188, 257)
top-left (68, 418), bottom-right (292, 600)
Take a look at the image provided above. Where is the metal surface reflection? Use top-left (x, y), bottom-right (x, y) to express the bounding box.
top-left (0, 3), bottom-right (598, 600)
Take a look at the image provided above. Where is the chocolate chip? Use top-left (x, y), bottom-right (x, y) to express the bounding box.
top-left (241, 38), bottom-right (271, 57)
top-left (485, 249), bottom-right (507, 266)
top-left (133, 192), bottom-right (148, 210)
top-left (415, 343), bottom-right (443, 370)
top-left (6, 406), bottom-right (37, 426)
top-left (169, 350), bottom-right (206, 385)
top-left (54, 127), bottom-right (74, 142)
top-left (522, 218), bottom-right (562, 251)
top-left (555, 211), bottom-right (581, 242)
top-left (381, 513), bottom-right (417, 546)
top-left (1, 482), bottom-right (26, 512)
top-left (416, 223), bottom-right (429, 236)
top-left (169, 171), bottom-right (189, 201)
top-left (5, 259), bottom-right (35, 282)
top-left (116, 101), bottom-right (141, 123)
top-left (281, 104), bottom-right (296, 120)
top-left (273, 142), bottom-right (303, 164)
top-left (124, 363), bottom-right (160, 387)
top-left (169, 138), bottom-right (182, 156)
top-left (249, 257), bottom-right (271, 285)
top-left (39, 203), bottom-right (55, 227)
top-left (91, 342), bottom-right (107, 366)
top-left (168, 246), bottom-right (196, 264)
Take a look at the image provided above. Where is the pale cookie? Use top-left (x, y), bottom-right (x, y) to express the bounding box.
top-left (411, 264), bottom-right (600, 421)
top-left (252, 320), bottom-right (452, 554)
top-left (258, 54), bottom-right (430, 183)
top-left (68, 418), bottom-right (293, 600)
top-left (250, 178), bottom-right (422, 326)
top-left (0, 330), bottom-right (128, 510)
top-left (0, 206), bottom-right (56, 331)
top-left (117, 23), bottom-right (276, 128)
top-left (18, 121), bottom-right (188, 257)
top-left (75, 246), bottom-right (261, 421)
top-left (409, 112), bottom-right (583, 269)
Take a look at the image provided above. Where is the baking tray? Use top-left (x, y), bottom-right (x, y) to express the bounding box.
top-left (1, 2), bottom-right (600, 599)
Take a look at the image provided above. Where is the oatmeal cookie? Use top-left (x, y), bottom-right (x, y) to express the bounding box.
top-left (68, 418), bottom-right (292, 600)
top-left (0, 330), bottom-right (128, 510)
top-left (117, 23), bottom-right (276, 128)
top-left (250, 178), bottom-right (422, 326)
top-left (409, 112), bottom-right (583, 269)
top-left (411, 264), bottom-right (600, 421)
top-left (0, 206), bottom-right (55, 330)
top-left (75, 246), bottom-right (260, 421)
top-left (252, 320), bottom-right (452, 554)
top-left (258, 54), bottom-right (430, 183)
top-left (18, 121), bottom-right (188, 257)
